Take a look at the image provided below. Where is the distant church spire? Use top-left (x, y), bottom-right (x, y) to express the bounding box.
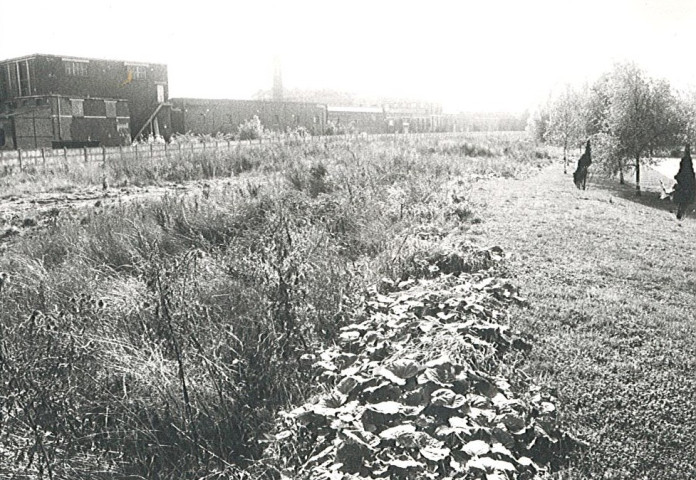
top-left (273, 55), bottom-right (283, 102)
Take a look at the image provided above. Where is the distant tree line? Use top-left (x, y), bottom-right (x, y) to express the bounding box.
top-left (528, 62), bottom-right (696, 195)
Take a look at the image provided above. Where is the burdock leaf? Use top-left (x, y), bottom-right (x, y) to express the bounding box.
top-left (418, 367), bottom-right (454, 387)
top-left (420, 444), bottom-right (451, 462)
top-left (366, 401), bottom-right (402, 415)
top-left (498, 413), bottom-right (526, 434)
top-left (376, 367), bottom-right (407, 386)
top-left (431, 388), bottom-right (466, 408)
top-left (389, 359), bottom-right (420, 379)
top-left (336, 376), bottom-right (360, 395)
top-left (321, 391), bottom-right (347, 409)
top-left (463, 440), bottom-right (490, 456)
top-left (388, 458), bottom-right (424, 469)
top-left (379, 424), bottom-right (416, 440)
top-left (449, 416), bottom-right (470, 429)
top-left (339, 330), bottom-right (360, 343)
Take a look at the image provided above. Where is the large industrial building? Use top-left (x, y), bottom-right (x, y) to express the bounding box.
top-left (0, 54), bottom-right (170, 149)
top-left (0, 53), bottom-right (526, 150)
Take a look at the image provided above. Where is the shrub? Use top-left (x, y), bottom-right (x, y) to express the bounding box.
top-left (238, 115), bottom-right (264, 141)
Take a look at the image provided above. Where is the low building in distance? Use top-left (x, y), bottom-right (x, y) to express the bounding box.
top-left (170, 98), bottom-right (327, 136)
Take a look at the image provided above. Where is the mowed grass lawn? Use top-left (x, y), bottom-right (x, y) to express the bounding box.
top-left (469, 163), bottom-right (696, 479)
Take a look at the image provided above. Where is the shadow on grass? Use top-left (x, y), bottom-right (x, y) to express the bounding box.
top-left (584, 168), bottom-right (695, 219)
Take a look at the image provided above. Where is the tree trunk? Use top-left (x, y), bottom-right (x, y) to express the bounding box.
top-left (635, 154), bottom-right (641, 196)
top-left (563, 143), bottom-right (568, 174)
top-left (619, 158), bottom-right (625, 184)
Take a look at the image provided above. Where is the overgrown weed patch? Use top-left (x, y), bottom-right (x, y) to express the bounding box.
top-left (0, 133), bottom-right (561, 479)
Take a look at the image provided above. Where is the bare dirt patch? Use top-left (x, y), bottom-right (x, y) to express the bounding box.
top-left (0, 178), bottom-right (255, 246)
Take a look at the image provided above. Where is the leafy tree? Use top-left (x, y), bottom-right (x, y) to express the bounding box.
top-left (590, 131), bottom-right (624, 183)
top-left (585, 74), bottom-right (612, 137)
top-left (677, 87), bottom-right (696, 145)
top-left (525, 101), bottom-right (551, 144)
top-left (546, 85), bottom-right (587, 174)
top-left (606, 63), bottom-right (684, 195)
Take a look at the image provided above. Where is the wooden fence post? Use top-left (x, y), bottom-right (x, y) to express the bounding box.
top-left (102, 146), bottom-right (107, 168)
top-left (149, 143), bottom-right (154, 161)
top-left (119, 145), bottom-right (124, 163)
top-left (135, 144), bottom-right (139, 162)
top-left (17, 149), bottom-right (22, 172)
top-left (83, 147), bottom-right (89, 164)
top-left (41, 148), bottom-right (46, 174)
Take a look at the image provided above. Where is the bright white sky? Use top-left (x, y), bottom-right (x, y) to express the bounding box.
top-left (2, 0), bottom-right (696, 113)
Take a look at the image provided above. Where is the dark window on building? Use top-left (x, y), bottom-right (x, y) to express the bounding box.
top-left (71, 99), bottom-right (84, 117)
top-left (105, 101), bottom-right (117, 118)
top-left (0, 128), bottom-right (5, 147)
top-left (84, 99), bottom-right (106, 117)
top-left (36, 98), bottom-right (45, 106)
top-left (18, 61), bottom-right (30, 96)
top-left (64, 60), bottom-right (88, 77)
top-left (0, 71), bottom-right (6, 99)
top-left (116, 101), bottom-right (129, 117)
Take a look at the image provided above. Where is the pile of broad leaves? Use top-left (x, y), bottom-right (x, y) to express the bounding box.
top-left (264, 246), bottom-right (573, 480)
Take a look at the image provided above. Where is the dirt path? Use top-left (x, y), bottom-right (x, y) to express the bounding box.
top-left (467, 164), bottom-right (696, 478)
top-left (0, 176), bottom-right (260, 245)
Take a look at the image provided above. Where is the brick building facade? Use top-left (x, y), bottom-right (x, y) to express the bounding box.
top-left (0, 54), bottom-right (170, 149)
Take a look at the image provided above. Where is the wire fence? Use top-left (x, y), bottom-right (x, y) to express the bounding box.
top-left (0, 131), bottom-right (525, 176)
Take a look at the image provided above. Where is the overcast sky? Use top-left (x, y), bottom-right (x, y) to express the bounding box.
top-left (2, 0), bottom-right (696, 112)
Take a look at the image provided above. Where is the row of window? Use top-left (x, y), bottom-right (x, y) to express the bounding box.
top-left (1, 98), bottom-right (47, 110)
top-left (0, 98), bottom-right (120, 118)
top-left (64, 61), bottom-right (88, 77)
top-left (63, 60), bottom-right (148, 80)
top-left (70, 99), bottom-right (119, 118)
top-left (0, 61), bottom-right (32, 97)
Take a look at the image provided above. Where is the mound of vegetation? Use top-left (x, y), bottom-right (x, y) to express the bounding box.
top-left (263, 246), bottom-right (575, 480)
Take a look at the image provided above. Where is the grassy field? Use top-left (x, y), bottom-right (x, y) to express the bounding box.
top-left (0, 133), bottom-right (556, 479)
top-left (468, 164), bottom-right (696, 479)
top-left (3, 132), bottom-right (691, 479)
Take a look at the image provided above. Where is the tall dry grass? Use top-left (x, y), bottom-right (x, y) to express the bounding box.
top-left (0, 133), bottom-right (552, 479)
